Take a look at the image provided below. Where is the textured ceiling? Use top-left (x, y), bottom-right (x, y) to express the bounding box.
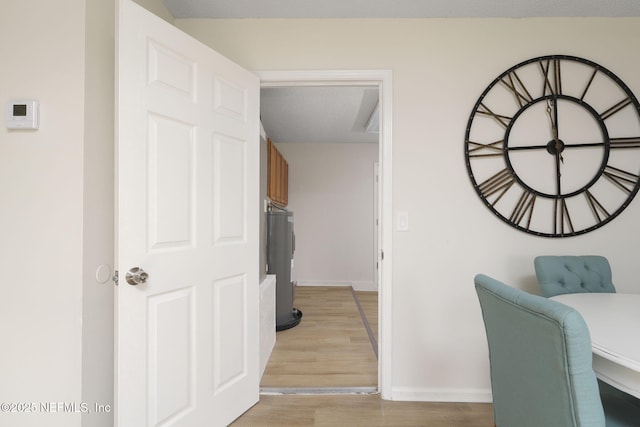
top-left (261, 86), bottom-right (379, 144)
top-left (163, 0), bottom-right (640, 19)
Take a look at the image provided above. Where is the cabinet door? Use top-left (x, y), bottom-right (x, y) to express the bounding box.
top-left (283, 160), bottom-right (289, 206)
top-left (267, 138), bottom-right (288, 207)
top-left (268, 139), bottom-right (277, 202)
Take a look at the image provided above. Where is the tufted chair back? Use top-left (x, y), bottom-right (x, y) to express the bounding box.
top-left (534, 255), bottom-right (616, 298)
top-left (475, 274), bottom-right (640, 426)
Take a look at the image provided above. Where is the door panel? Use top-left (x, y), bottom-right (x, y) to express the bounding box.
top-left (214, 134), bottom-right (246, 242)
top-left (148, 115), bottom-right (195, 249)
top-left (117, 1), bottom-right (259, 426)
top-left (148, 288), bottom-right (194, 425)
top-left (212, 275), bottom-right (247, 391)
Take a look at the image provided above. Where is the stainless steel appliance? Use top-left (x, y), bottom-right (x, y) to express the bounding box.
top-left (267, 209), bottom-right (302, 330)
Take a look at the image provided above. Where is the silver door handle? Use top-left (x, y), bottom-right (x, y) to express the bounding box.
top-left (125, 267), bottom-right (149, 286)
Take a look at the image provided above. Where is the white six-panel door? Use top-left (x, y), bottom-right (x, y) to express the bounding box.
top-left (116, 1), bottom-right (260, 425)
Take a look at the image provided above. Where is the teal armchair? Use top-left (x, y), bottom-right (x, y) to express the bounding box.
top-left (534, 255), bottom-right (616, 298)
top-left (475, 274), bottom-right (640, 426)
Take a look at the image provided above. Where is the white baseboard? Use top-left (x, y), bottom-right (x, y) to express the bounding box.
top-left (297, 280), bottom-right (377, 292)
top-left (389, 386), bottom-right (492, 403)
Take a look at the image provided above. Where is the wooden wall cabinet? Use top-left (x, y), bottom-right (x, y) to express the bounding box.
top-left (268, 138), bottom-right (288, 207)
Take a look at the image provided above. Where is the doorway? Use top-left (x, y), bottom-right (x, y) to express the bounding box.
top-left (256, 70), bottom-right (393, 398)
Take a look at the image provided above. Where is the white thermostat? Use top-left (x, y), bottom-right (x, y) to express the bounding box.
top-left (6, 100), bottom-right (39, 130)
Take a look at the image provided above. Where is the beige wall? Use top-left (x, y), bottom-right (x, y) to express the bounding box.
top-left (3, 1), bottom-right (640, 417)
top-left (277, 142), bottom-right (378, 290)
top-left (1, 1), bottom-right (87, 426)
top-left (0, 0), bottom-right (131, 424)
top-left (82, 0), bottom-right (115, 426)
top-left (177, 17), bottom-right (640, 400)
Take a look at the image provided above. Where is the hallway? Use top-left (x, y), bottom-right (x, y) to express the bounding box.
top-left (260, 286), bottom-right (378, 389)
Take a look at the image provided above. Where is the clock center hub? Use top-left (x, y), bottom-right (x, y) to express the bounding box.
top-left (546, 139), bottom-right (565, 155)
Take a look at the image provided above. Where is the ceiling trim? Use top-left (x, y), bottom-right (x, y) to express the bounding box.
top-left (258, 69), bottom-right (391, 87)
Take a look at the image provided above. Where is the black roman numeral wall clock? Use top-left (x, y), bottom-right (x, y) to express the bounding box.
top-left (465, 55), bottom-right (640, 237)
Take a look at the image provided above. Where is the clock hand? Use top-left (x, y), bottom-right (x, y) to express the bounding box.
top-left (546, 98), bottom-right (564, 163)
top-left (508, 141), bottom-right (605, 151)
top-left (555, 142), bottom-right (562, 197)
top-left (553, 97), bottom-right (564, 165)
top-left (545, 98), bottom-right (563, 197)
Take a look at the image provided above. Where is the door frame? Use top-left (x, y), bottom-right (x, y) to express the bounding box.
top-left (256, 70), bottom-right (393, 398)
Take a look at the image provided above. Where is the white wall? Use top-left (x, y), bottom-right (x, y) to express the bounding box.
top-left (82, 0), bottom-right (115, 425)
top-left (1, 2), bottom-right (87, 426)
top-left (0, 0), bottom-right (178, 424)
top-left (3, 5), bottom-right (639, 418)
top-left (177, 17), bottom-right (640, 401)
top-left (277, 142), bottom-right (378, 290)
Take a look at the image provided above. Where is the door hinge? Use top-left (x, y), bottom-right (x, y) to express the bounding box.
top-left (381, 250), bottom-right (384, 261)
top-left (112, 270), bottom-right (119, 286)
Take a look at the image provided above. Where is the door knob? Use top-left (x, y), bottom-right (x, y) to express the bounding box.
top-left (125, 267), bottom-right (149, 286)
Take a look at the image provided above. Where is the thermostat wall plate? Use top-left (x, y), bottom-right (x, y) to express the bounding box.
top-left (6, 100), bottom-right (39, 130)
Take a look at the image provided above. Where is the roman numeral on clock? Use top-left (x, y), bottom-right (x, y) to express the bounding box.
top-left (477, 168), bottom-right (516, 204)
top-left (467, 140), bottom-right (504, 158)
top-left (540, 58), bottom-right (562, 96)
top-left (476, 103), bottom-right (513, 129)
top-left (603, 165), bottom-right (639, 193)
top-left (585, 190), bottom-right (610, 224)
top-left (554, 198), bottom-right (574, 235)
top-left (510, 190), bottom-right (536, 229)
top-left (610, 137), bottom-right (640, 149)
top-left (601, 97), bottom-right (633, 120)
top-left (500, 71), bottom-right (533, 107)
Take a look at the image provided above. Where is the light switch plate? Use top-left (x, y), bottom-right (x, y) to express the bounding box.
top-left (397, 212), bottom-right (409, 231)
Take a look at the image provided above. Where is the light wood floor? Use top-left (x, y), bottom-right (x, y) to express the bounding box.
top-left (354, 290), bottom-right (378, 345)
top-left (260, 286), bottom-right (378, 388)
top-left (231, 394), bottom-right (494, 426)
top-left (234, 286), bottom-right (494, 426)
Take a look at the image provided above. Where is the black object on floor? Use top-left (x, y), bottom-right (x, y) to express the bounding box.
top-left (276, 308), bottom-right (302, 331)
